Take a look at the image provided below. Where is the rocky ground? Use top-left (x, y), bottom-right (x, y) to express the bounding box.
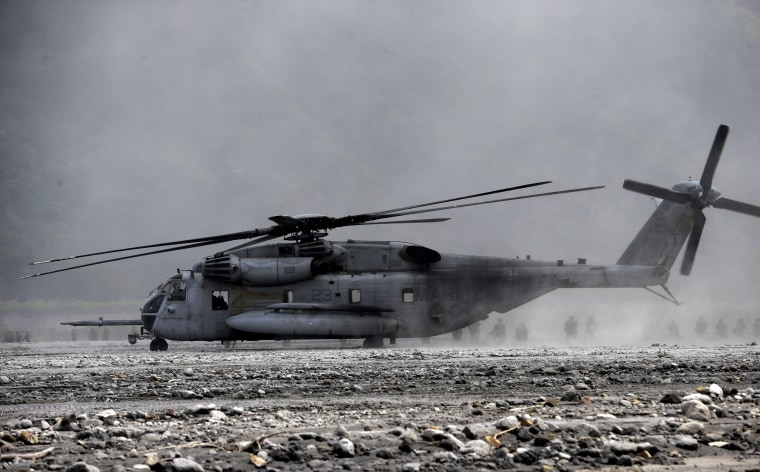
top-left (1, 339), bottom-right (759, 471)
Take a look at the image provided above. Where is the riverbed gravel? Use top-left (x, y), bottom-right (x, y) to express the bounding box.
top-left (1, 340), bottom-right (759, 471)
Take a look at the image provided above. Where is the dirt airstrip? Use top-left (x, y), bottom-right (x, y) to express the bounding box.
top-left (1, 340), bottom-right (759, 471)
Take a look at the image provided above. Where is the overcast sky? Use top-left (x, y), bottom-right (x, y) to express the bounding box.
top-left (2, 1), bottom-right (760, 334)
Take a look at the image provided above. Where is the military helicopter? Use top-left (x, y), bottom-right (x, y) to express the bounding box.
top-left (25, 124), bottom-right (760, 351)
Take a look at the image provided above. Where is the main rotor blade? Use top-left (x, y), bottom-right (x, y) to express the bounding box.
top-left (712, 197), bottom-right (760, 218)
top-left (29, 228), bottom-right (276, 266)
top-left (21, 236), bottom-right (254, 279)
top-left (700, 124), bottom-right (729, 192)
top-left (368, 181), bottom-right (552, 216)
top-left (220, 234), bottom-right (288, 254)
top-left (357, 218), bottom-right (451, 225)
top-left (363, 185), bottom-right (605, 220)
top-left (622, 180), bottom-right (693, 204)
top-left (681, 210), bottom-right (706, 276)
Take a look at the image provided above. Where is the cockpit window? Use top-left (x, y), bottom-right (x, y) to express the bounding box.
top-left (142, 294), bottom-right (164, 314)
top-left (167, 280), bottom-right (187, 302)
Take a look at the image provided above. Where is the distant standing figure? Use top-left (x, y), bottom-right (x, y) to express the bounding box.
top-left (564, 316), bottom-right (578, 338)
top-left (733, 318), bottom-right (746, 337)
top-left (515, 322), bottom-right (529, 341)
top-left (716, 318), bottom-right (727, 338)
top-left (489, 319), bottom-right (507, 342)
top-left (468, 321), bottom-right (481, 341)
top-left (668, 320), bottom-right (680, 339)
top-left (695, 316), bottom-right (707, 336)
top-left (585, 316), bottom-right (597, 337)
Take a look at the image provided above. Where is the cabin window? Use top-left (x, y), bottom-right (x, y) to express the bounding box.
top-left (402, 288), bottom-right (414, 303)
top-left (283, 290), bottom-right (294, 303)
top-left (167, 281), bottom-right (187, 302)
top-left (212, 290), bottom-right (229, 310)
top-left (349, 289), bottom-right (361, 303)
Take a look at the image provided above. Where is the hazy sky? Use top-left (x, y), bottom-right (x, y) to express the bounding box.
top-left (2, 1), bottom-right (759, 330)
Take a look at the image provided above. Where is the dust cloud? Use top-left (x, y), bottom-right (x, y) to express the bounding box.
top-left (2, 1), bottom-right (760, 345)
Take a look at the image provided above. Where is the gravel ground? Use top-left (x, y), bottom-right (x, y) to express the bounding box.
top-left (1, 340), bottom-right (759, 471)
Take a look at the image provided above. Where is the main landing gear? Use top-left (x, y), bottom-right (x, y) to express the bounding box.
top-left (363, 335), bottom-right (384, 348)
top-left (149, 338), bottom-right (169, 351)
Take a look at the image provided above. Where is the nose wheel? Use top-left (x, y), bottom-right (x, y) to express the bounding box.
top-left (149, 338), bottom-right (169, 351)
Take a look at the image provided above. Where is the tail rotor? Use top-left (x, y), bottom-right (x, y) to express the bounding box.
top-left (623, 124), bottom-right (760, 275)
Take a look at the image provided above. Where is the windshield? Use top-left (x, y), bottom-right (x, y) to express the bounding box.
top-left (148, 277), bottom-right (188, 302)
top-left (142, 294), bottom-right (164, 314)
top-left (167, 280), bottom-right (187, 301)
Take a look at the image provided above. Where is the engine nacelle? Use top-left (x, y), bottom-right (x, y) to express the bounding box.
top-left (201, 254), bottom-right (327, 286)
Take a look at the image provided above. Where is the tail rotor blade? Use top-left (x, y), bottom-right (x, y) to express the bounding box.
top-left (623, 180), bottom-right (693, 204)
top-left (681, 211), bottom-right (706, 276)
top-left (700, 124), bottom-right (729, 191)
top-left (713, 197), bottom-right (760, 218)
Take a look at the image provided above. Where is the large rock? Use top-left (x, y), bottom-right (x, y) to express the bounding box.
top-left (460, 439), bottom-right (491, 458)
top-left (681, 400), bottom-right (710, 421)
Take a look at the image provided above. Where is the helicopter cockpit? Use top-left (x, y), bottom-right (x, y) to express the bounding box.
top-left (142, 275), bottom-right (187, 313)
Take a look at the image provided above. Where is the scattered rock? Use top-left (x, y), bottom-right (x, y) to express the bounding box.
top-left (2, 343), bottom-right (758, 471)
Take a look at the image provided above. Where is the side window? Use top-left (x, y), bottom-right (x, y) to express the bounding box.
top-left (283, 290), bottom-right (294, 303)
top-left (212, 290), bottom-right (229, 310)
top-left (167, 281), bottom-right (187, 302)
top-left (402, 288), bottom-right (414, 303)
top-left (349, 289), bottom-right (361, 304)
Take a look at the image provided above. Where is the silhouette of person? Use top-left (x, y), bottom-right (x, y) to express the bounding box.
top-left (695, 316), bottom-right (707, 336)
top-left (489, 319), bottom-right (507, 342)
top-left (716, 318), bottom-right (727, 338)
top-left (515, 322), bottom-right (529, 341)
top-left (564, 316), bottom-right (578, 338)
top-left (585, 316), bottom-right (597, 337)
top-left (468, 321), bottom-right (481, 341)
top-left (733, 318), bottom-right (746, 337)
top-left (668, 320), bottom-right (680, 338)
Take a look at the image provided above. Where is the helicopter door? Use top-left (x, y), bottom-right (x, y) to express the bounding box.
top-left (207, 289), bottom-right (229, 339)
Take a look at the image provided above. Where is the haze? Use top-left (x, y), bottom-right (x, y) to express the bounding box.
top-left (2, 1), bottom-right (759, 345)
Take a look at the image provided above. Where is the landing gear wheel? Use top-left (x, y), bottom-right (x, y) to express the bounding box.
top-left (363, 336), bottom-right (384, 349)
top-left (128, 334), bottom-right (137, 345)
top-left (150, 338), bottom-right (168, 351)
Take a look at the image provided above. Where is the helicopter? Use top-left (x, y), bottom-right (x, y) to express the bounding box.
top-left (24, 124), bottom-right (760, 351)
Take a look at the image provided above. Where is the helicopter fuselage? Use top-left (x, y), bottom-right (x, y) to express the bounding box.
top-left (141, 239), bottom-right (667, 347)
